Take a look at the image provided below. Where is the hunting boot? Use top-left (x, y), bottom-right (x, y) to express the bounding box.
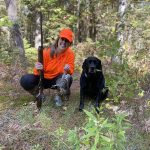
top-left (54, 90), bottom-right (63, 107)
top-left (57, 74), bottom-right (71, 93)
top-left (54, 74), bottom-right (72, 106)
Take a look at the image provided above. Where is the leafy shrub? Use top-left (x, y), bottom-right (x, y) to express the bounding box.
top-left (23, 38), bottom-right (37, 71)
top-left (0, 28), bottom-right (12, 64)
top-left (106, 62), bottom-right (142, 102)
top-left (67, 109), bottom-right (131, 150)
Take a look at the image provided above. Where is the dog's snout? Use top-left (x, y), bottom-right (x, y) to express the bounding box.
top-left (90, 61), bottom-right (95, 67)
top-left (89, 61), bottom-right (96, 73)
top-left (89, 66), bottom-right (96, 73)
top-left (90, 67), bottom-right (95, 71)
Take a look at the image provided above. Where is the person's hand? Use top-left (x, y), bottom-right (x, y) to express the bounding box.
top-left (64, 64), bottom-right (70, 72)
top-left (35, 62), bottom-right (43, 70)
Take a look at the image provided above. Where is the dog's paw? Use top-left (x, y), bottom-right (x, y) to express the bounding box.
top-left (79, 106), bottom-right (83, 111)
top-left (95, 107), bottom-right (100, 114)
top-left (79, 104), bottom-right (84, 111)
top-left (95, 109), bottom-right (100, 114)
top-left (79, 106), bottom-right (84, 111)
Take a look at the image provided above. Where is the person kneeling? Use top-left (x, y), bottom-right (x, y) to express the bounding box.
top-left (20, 28), bottom-right (75, 107)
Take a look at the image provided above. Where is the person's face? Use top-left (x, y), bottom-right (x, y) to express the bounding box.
top-left (57, 37), bottom-right (71, 52)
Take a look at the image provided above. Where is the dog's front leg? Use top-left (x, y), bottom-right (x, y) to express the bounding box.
top-left (79, 88), bottom-right (85, 111)
top-left (95, 93), bottom-right (100, 113)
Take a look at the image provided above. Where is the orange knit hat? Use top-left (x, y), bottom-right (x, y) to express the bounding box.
top-left (59, 28), bottom-right (74, 43)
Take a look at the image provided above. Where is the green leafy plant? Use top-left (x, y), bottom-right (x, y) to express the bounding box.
top-left (31, 144), bottom-right (43, 150)
top-left (37, 112), bottom-right (52, 129)
top-left (23, 38), bottom-right (37, 70)
top-left (106, 62), bottom-right (141, 102)
top-left (0, 16), bottom-right (12, 27)
top-left (67, 109), bottom-right (131, 150)
top-left (68, 127), bottom-right (80, 150)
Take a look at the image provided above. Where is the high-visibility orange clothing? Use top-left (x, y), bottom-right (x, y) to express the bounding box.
top-left (33, 47), bottom-right (75, 79)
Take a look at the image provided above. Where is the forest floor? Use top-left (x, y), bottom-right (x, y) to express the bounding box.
top-left (0, 64), bottom-right (150, 149)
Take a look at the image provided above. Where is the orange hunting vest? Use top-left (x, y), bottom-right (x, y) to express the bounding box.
top-left (33, 47), bottom-right (75, 79)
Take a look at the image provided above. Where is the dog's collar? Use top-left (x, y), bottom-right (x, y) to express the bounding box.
top-left (84, 73), bottom-right (88, 78)
top-left (96, 69), bottom-right (102, 72)
top-left (84, 69), bottom-right (102, 78)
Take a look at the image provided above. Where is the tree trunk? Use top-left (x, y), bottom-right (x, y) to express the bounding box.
top-left (35, 13), bottom-right (41, 49)
top-left (5, 0), bottom-right (26, 69)
top-left (76, 0), bottom-right (82, 43)
top-left (86, 0), bottom-right (90, 39)
top-left (89, 0), bottom-right (96, 41)
top-left (113, 0), bottom-right (128, 63)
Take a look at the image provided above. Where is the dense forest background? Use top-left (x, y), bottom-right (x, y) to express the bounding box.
top-left (0, 0), bottom-right (150, 149)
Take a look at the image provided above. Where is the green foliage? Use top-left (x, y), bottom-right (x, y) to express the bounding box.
top-left (0, 145), bottom-right (4, 149)
top-left (46, 11), bottom-right (77, 44)
top-left (97, 37), bottom-right (120, 57)
top-left (37, 112), bottom-right (52, 128)
top-left (68, 127), bottom-right (80, 149)
top-left (31, 144), bottom-right (43, 150)
top-left (0, 7), bottom-right (13, 64)
top-left (67, 109), bottom-right (131, 150)
top-left (0, 16), bottom-right (12, 27)
top-left (55, 127), bottom-right (65, 137)
top-left (106, 62), bottom-right (141, 102)
top-left (0, 27), bottom-right (12, 64)
top-left (23, 38), bottom-right (37, 70)
top-left (46, 127), bottom-right (71, 149)
top-left (21, 0), bottom-right (76, 45)
top-left (0, 48), bottom-right (11, 64)
top-left (52, 127), bottom-right (66, 148)
top-left (124, 4), bottom-right (150, 74)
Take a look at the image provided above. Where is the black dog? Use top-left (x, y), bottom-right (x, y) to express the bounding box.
top-left (79, 56), bottom-right (108, 113)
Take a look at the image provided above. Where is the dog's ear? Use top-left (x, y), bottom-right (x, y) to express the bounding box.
top-left (82, 59), bottom-right (87, 70)
top-left (97, 58), bottom-right (102, 70)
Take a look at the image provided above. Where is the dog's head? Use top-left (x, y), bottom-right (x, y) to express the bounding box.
top-left (82, 56), bottom-right (102, 74)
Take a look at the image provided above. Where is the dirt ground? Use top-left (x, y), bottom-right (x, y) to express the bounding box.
top-left (0, 65), bottom-right (150, 149)
top-left (0, 69), bottom-right (84, 149)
